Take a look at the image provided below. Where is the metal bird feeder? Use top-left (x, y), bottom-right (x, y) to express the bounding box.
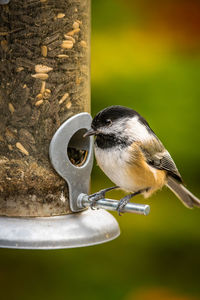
top-left (0, 0), bottom-right (121, 249)
top-left (0, 0), bottom-right (150, 249)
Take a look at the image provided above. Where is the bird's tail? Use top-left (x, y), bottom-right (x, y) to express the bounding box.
top-left (166, 176), bottom-right (200, 208)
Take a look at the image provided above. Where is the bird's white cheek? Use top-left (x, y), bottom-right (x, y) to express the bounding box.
top-left (126, 117), bottom-right (152, 142)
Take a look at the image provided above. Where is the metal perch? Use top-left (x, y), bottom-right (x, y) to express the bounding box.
top-left (78, 193), bottom-right (150, 216)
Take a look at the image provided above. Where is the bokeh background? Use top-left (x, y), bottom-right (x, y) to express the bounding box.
top-left (1, 0), bottom-right (200, 299)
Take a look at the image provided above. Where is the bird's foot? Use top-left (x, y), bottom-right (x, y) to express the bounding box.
top-left (89, 186), bottom-right (119, 209)
top-left (117, 188), bottom-right (149, 216)
top-left (117, 195), bottom-right (132, 216)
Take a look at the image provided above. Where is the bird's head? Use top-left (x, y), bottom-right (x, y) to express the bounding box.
top-left (84, 105), bottom-right (136, 137)
top-left (83, 105), bottom-right (155, 149)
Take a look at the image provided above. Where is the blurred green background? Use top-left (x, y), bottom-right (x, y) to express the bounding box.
top-left (1, 1), bottom-right (200, 299)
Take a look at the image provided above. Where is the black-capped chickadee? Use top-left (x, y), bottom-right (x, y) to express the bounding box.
top-left (84, 105), bottom-right (200, 213)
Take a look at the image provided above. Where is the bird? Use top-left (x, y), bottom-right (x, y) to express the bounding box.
top-left (84, 105), bottom-right (200, 214)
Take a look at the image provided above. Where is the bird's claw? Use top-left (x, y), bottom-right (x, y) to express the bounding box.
top-left (88, 186), bottom-right (119, 210)
top-left (117, 189), bottom-right (149, 215)
top-left (116, 198), bottom-right (128, 216)
top-left (89, 190), bottom-right (106, 202)
top-left (88, 190), bottom-right (106, 210)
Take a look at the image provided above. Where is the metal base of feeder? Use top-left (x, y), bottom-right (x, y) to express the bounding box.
top-left (0, 208), bottom-right (120, 249)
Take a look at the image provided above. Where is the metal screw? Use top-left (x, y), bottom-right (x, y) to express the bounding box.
top-left (77, 193), bottom-right (150, 216)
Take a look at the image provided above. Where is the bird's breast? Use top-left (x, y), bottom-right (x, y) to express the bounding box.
top-left (94, 145), bottom-right (142, 192)
top-left (94, 143), bottom-right (166, 194)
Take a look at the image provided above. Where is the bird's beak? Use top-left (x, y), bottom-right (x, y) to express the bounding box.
top-left (83, 129), bottom-right (97, 138)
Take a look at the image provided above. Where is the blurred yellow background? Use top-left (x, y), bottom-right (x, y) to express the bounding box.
top-left (1, 1), bottom-right (200, 299)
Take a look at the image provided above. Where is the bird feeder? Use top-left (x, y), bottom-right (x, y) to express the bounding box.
top-left (0, 0), bottom-right (91, 217)
top-left (0, 0), bottom-right (121, 249)
top-left (0, 0), bottom-right (149, 249)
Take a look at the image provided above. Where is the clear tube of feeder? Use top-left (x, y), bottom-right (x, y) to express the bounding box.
top-left (0, 0), bottom-right (90, 216)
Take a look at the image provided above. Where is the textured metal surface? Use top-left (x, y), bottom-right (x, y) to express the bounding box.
top-left (78, 194), bottom-right (150, 215)
top-left (0, 209), bottom-right (120, 249)
top-left (49, 112), bottom-right (93, 212)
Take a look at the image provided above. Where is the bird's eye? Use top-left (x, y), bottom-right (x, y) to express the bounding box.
top-left (105, 119), bottom-right (112, 126)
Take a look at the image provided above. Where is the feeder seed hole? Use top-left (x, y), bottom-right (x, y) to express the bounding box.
top-left (67, 128), bottom-right (89, 167)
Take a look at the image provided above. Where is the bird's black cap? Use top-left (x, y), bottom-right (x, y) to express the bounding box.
top-left (92, 105), bottom-right (151, 131)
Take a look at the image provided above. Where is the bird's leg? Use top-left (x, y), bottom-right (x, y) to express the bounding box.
top-left (89, 186), bottom-right (119, 209)
top-left (89, 186), bottom-right (120, 201)
top-left (117, 188), bottom-right (150, 216)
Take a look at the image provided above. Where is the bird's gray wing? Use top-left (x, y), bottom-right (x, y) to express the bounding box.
top-left (150, 151), bottom-right (182, 183)
top-left (140, 141), bottom-right (183, 183)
